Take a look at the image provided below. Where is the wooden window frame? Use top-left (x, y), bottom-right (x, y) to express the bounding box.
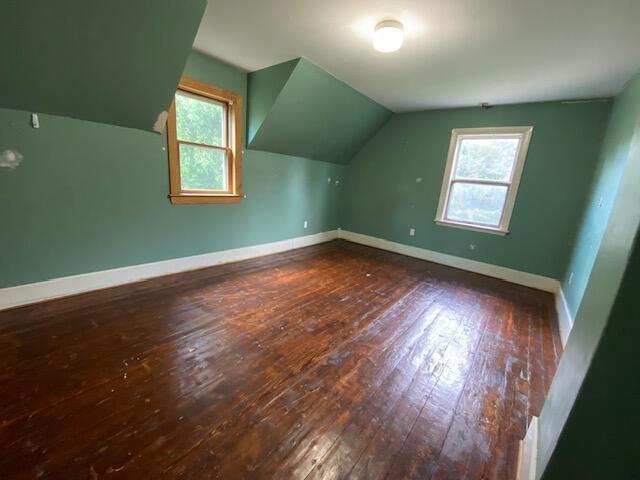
top-left (167, 76), bottom-right (243, 204)
top-left (435, 126), bottom-right (533, 235)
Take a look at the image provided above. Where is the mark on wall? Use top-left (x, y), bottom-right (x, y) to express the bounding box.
top-left (152, 111), bottom-right (168, 133)
top-left (0, 150), bottom-right (23, 169)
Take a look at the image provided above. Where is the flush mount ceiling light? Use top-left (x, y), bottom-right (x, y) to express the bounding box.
top-left (373, 20), bottom-right (404, 53)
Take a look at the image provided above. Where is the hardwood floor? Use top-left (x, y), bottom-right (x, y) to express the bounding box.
top-left (0, 240), bottom-right (562, 480)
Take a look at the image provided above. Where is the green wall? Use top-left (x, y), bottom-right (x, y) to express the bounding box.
top-left (342, 101), bottom-right (611, 279)
top-left (0, 0), bottom-right (206, 132)
top-left (541, 236), bottom-right (640, 479)
top-left (2, 27), bottom-right (640, 478)
top-left (1, 45), bottom-right (616, 289)
top-left (537, 71), bottom-right (640, 479)
top-left (248, 58), bottom-right (392, 165)
top-left (247, 59), bottom-right (299, 142)
top-left (0, 52), bottom-right (345, 288)
top-left (561, 72), bottom-right (640, 316)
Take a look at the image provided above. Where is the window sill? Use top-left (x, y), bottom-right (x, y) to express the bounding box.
top-left (434, 219), bottom-right (508, 236)
top-left (169, 194), bottom-right (243, 205)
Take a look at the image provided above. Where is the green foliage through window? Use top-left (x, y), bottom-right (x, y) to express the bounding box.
top-left (445, 136), bottom-right (520, 226)
top-left (455, 138), bottom-right (519, 181)
top-left (175, 91), bottom-right (228, 191)
top-left (447, 183), bottom-right (507, 226)
top-left (179, 144), bottom-right (226, 190)
top-left (175, 92), bottom-right (224, 146)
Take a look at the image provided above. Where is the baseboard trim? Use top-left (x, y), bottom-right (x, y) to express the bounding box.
top-left (555, 287), bottom-right (574, 348)
top-left (0, 230), bottom-right (339, 311)
top-left (516, 416), bottom-right (539, 480)
top-left (338, 230), bottom-right (560, 293)
top-left (2, 227), bottom-right (574, 349)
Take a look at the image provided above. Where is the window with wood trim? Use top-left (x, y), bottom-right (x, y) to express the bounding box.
top-left (435, 126), bottom-right (533, 235)
top-left (167, 76), bottom-right (243, 204)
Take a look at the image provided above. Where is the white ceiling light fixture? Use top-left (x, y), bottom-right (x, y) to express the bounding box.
top-left (373, 20), bottom-right (404, 53)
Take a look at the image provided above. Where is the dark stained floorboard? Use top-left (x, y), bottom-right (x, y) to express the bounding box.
top-left (0, 240), bottom-right (561, 479)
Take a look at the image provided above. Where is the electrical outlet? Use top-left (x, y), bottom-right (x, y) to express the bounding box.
top-left (303, 220), bottom-right (308, 229)
top-left (409, 228), bottom-right (415, 236)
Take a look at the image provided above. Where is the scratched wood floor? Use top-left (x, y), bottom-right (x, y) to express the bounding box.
top-left (0, 240), bottom-right (562, 480)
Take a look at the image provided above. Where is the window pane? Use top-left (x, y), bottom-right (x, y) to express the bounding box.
top-left (175, 92), bottom-right (225, 146)
top-left (179, 144), bottom-right (227, 191)
top-left (454, 137), bottom-right (519, 181)
top-left (446, 182), bottom-right (508, 227)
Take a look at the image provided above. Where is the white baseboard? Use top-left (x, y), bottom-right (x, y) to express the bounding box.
top-left (0, 230), bottom-right (339, 311)
top-left (555, 287), bottom-right (574, 348)
top-left (2, 227), bottom-right (575, 349)
top-left (338, 230), bottom-right (560, 293)
top-left (516, 416), bottom-right (539, 480)
top-left (337, 230), bottom-right (574, 345)
top-left (338, 230), bottom-right (575, 348)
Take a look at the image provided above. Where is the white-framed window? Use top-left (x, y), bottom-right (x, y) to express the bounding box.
top-left (435, 126), bottom-right (533, 235)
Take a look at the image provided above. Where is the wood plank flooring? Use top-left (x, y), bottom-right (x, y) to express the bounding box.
top-left (0, 240), bottom-right (562, 479)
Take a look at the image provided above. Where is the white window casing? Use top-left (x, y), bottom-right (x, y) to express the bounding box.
top-left (435, 126), bottom-right (533, 235)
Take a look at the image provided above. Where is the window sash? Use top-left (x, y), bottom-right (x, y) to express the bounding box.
top-left (443, 180), bottom-right (510, 228)
top-left (449, 178), bottom-right (511, 187)
top-left (175, 90), bottom-right (228, 148)
top-left (177, 142), bottom-right (231, 193)
top-left (451, 134), bottom-right (521, 183)
top-left (175, 97), bottom-right (233, 194)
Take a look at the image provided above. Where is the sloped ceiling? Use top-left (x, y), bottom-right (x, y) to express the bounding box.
top-left (247, 59), bottom-right (300, 143)
top-left (0, 0), bottom-right (207, 132)
top-left (248, 58), bottom-right (391, 164)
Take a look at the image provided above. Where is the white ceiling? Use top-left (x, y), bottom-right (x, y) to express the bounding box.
top-left (194, 0), bottom-right (640, 112)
